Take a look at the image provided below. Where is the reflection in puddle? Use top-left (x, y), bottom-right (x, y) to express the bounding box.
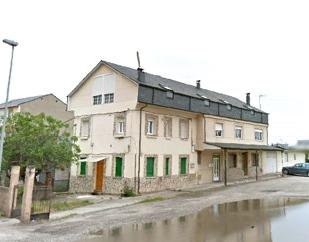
top-left (85, 198), bottom-right (309, 242)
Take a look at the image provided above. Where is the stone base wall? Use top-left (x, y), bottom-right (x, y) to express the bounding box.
top-left (0, 186), bottom-right (9, 216)
top-left (104, 174), bottom-right (197, 194)
top-left (228, 167), bottom-right (262, 181)
top-left (69, 176), bottom-right (94, 193)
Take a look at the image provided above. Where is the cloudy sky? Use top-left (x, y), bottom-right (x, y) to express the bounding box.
top-left (0, 0), bottom-right (308, 145)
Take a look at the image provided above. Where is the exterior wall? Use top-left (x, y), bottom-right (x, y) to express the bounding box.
top-left (204, 115), bottom-right (268, 146)
top-left (67, 64), bottom-right (138, 116)
top-left (19, 94), bottom-right (73, 122)
top-left (0, 186), bottom-right (9, 215)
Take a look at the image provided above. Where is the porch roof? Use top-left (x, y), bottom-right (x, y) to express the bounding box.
top-left (204, 142), bottom-right (284, 151)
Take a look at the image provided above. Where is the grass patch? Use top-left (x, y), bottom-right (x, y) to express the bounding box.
top-left (51, 199), bottom-right (94, 212)
top-left (138, 196), bottom-right (165, 204)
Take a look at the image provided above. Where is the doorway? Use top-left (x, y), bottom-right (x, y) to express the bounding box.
top-left (95, 160), bottom-right (104, 192)
top-left (241, 153), bottom-right (248, 176)
top-left (212, 155), bottom-right (220, 182)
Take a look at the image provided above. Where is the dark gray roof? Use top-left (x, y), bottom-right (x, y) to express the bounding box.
top-left (206, 142), bottom-right (284, 151)
top-left (103, 61), bottom-right (264, 113)
top-left (0, 94), bottom-right (50, 109)
top-left (68, 60), bottom-right (264, 113)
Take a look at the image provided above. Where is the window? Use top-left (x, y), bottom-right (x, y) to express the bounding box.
top-left (294, 153), bottom-right (296, 160)
top-left (147, 119), bottom-right (154, 135)
top-left (164, 157), bottom-right (171, 176)
top-left (306, 153), bottom-right (309, 163)
top-left (255, 129), bottom-right (263, 141)
top-left (204, 99), bottom-right (210, 107)
top-left (251, 110), bottom-right (255, 116)
top-left (93, 95), bottom-right (102, 105)
top-left (235, 126), bottom-right (242, 139)
top-left (215, 123), bottom-right (223, 137)
top-left (228, 154), bottom-right (237, 168)
top-left (146, 157), bottom-right (155, 177)
top-left (80, 161), bottom-right (86, 176)
top-left (166, 91), bottom-right (174, 99)
top-left (164, 117), bottom-right (172, 138)
top-left (80, 118), bottom-right (90, 139)
top-left (179, 119), bottom-right (189, 139)
top-left (251, 153), bottom-right (259, 166)
top-left (197, 151), bottom-right (202, 165)
top-left (180, 157), bottom-right (187, 175)
top-left (104, 93), bottom-right (114, 103)
top-left (226, 104), bottom-right (232, 110)
top-left (115, 157), bottom-right (123, 177)
top-left (146, 114), bottom-right (158, 136)
top-left (116, 121), bottom-right (125, 134)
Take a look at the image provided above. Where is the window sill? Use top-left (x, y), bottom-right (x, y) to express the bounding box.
top-left (113, 176), bottom-right (123, 179)
top-left (180, 138), bottom-right (189, 141)
top-left (114, 134), bottom-right (125, 139)
top-left (145, 176), bottom-right (156, 179)
top-left (80, 137), bottom-right (89, 141)
top-left (165, 137), bottom-right (172, 140)
top-left (146, 135), bottom-right (157, 139)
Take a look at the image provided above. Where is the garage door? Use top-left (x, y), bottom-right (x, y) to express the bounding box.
top-left (263, 152), bottom-right (277, 174)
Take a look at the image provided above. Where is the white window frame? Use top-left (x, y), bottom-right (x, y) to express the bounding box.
top-left (179, 119), bottom-right (189, 140)
top-left (215, 123), bottom-right (223, 137)
top-left (235, 126), bottom-right (242, 139)
top-left (104, 93), bottom-right (114, 104)
top-left (80, 118), bottom-right (90, 139)
top-left (147, 119), bottom-right (154, 135)
top-left (116, 120), bottom-right (125, 135)
top-left (255, 129), bottom-right (263, 141)
top-left (93, 95), bottom-right (102, 105)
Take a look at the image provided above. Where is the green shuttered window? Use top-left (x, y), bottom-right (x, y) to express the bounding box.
top-left (146, 157), bottom-right (155, 177)
top-left (165, 157), bottom-right (170, 176)
top-left (180, 157), bottom-right (187, 175)
top-left (115, 157), bottom-right (123, 177)
top-left (80, 161), bottom-right (86, 176)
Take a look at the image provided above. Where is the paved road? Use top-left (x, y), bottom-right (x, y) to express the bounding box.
top-left (1, 176), bottom-right (309, 242)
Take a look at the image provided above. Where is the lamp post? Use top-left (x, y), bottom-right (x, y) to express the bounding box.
top-left (259, 94), bottom-right (266, 110)
top-left (0, 39), bottom-right (18, 172)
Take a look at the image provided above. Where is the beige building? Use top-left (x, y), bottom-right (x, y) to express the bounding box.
top-left (0, 94), bottom-right (73, 191)
top-left (68, 60), bottom-right (283, 194)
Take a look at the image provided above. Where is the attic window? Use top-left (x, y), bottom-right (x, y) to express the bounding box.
top-left (220, 99), bottom-right (229, 104)
top-left (166, 91), bottom-right (174, 99)
top-left (226, 104), bottom-right (232, 110)
top-left (204, 99), bottom-right (210, 106)
top-left (159, 83), bottom-right (173, 91)
top-left (251, 110), bottom-right (255, 115)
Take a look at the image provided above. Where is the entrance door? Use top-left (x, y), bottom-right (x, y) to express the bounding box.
top-left (241, 153), bottom-right (248, 176)
top-left (95, 160), bottom-right (104, 192)
top-left (212, 155), bottom-right (220, 182)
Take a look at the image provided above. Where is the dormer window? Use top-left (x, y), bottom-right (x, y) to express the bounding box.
top-left (204, 99), bottom-right (210, 106)
top-left (251, 110), bottom-right (255, 115)
top-left (226, 104), bottom-right (232, 110)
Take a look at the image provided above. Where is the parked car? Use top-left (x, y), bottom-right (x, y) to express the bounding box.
top-left (282, 163), bottom-right (309, 176)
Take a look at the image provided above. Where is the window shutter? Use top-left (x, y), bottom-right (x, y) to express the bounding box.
top-left (180, 157), bottom-right (187, 174)
top-left (92, 76), bottom-right (104, 96)
top-left (146, 157), bottom-right (154, 177)
top-left (115, 157), bottom-right (122, 177)
top-left (80, 161), bottom-right (86, 176)
top-left (165, 158), bottom-right (170, 176)
top-left (103, 74), bottom-right (115, 94)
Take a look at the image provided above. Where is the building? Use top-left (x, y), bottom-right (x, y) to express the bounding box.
top-left (0, 94), bottom-right (74, 191)
top-left (68, 60), bottom-right (283, 194)
top-left (278, 140), bottom-right (309, 167)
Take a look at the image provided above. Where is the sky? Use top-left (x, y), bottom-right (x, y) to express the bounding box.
top-left (0, 0), bottom-right (308, 145)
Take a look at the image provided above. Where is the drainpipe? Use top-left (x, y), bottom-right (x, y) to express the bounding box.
top-left (137, 104), bottom-right (147, 194)
top-left (224, 149), bottom-right (227, 186)
top-left (255, 150), bottom-right (258, 181)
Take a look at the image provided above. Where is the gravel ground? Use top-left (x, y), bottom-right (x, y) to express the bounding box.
top-left (1, 175), bottom-right (309, 242)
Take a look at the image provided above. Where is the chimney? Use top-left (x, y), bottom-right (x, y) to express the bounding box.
top-left (137, 67), bottom-right (145, 82)
top-left (246, 93), bottom-right (251, 105)
top-left (196, 80), bottom-right (201, 89)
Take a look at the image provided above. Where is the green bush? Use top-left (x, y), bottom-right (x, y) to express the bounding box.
top-left (121, 183), bottom-right (135, 197)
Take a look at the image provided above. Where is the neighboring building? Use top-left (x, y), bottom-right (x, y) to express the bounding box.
top-left (68, 60), bottom-right (283, 194)
top-left (0, 94), bottom-right (74, 191)
top-left (279, 140), bottom-right (309, 167)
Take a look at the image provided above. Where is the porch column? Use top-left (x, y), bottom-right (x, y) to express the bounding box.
top-left (224, 149), bottom-right (227, 186)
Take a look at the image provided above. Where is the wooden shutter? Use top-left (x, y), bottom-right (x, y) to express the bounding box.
top-left (165, 158), bottom-right (170, 176)
top-left (146, 157), bottom-right (154, 177)
top-left (80, 161), bottom-right (86, 176)
top-left (115, 157), bottom-right (123, 177)
top-left (180, 157), bottom-right (187, 174)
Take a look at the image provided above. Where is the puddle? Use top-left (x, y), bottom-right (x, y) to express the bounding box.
top-left (84, 198), bottom-right (309, 242)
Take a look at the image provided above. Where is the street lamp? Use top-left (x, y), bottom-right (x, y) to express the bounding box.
top-left (0, 39), bottom-right (18, 172)
top-left (259, 94), bottom-right (266, 110)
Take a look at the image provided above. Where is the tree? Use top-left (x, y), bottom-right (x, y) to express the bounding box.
top-left (3, 112), bottom-right (80, 180)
